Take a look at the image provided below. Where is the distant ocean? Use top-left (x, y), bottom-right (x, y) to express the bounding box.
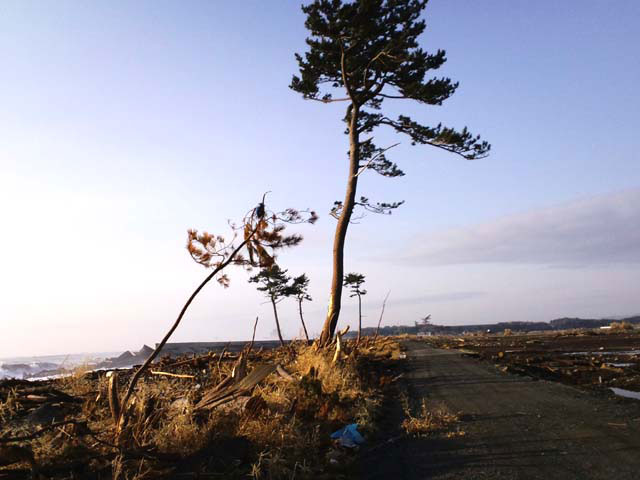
top-left (0, 352), bottom-right (121, 380)
top-left (0, 340), bottom-right (285, 380)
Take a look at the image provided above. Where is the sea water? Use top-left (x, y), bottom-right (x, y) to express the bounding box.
top-left (0, 352), bottom-right (120, 380)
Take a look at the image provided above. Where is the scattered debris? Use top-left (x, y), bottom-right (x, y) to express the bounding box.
top-left (195, 363), bottom-right (278, 411)
top-left (108, 371), bottom-right (120, 424)
top-left (0, 337), bottom-right (400, 478)
top-left (275, 365), bottom-right (295, 382)
top-left (330, 423), bottom-right (365, 448)
top-left (332, 325), bottom-right (350, 363)
top-left (422, 330), bottom-right (640, 395)
top-left (610, 387), bottom-right (640, 401)
top-left (150, 371), bottom-right (196, 379)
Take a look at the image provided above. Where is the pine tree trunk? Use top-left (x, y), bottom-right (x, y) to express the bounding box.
top-left (271, 297), bottom-right (285, 346)
top-left (357, 293), bottom-right (362, 345)
top-left (319, 104), bottom-right (360, 346)
top-left (298, 298), bottom-right (310, 343)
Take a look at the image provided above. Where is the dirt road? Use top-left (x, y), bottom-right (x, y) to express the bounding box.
top-left (359, 341), bottom-right (640, 479)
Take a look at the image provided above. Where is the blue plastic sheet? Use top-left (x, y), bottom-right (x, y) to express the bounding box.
top-left (330, 423), bottom-right (365, 448)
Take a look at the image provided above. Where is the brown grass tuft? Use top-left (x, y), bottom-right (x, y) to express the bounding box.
top-left (609, 321), bottom-right (635, 332)
top-left (402, 398), bottom-right (460, 436)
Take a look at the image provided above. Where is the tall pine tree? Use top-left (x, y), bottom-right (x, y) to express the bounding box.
top-left (291, 0), bottom-right (490, 344)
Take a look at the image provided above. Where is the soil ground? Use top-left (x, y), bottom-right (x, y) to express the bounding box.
top-left (358, 340), bottom-right (640, 480)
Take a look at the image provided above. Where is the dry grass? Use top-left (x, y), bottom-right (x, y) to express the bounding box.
top-left (0, 387), bottom-right (19, 423)
top-left (401, 397), bottom-right (460, 437)
top-left (609, 321), bottom-right (635, 332)
top-left (1, 337), bottom-right (397, 479)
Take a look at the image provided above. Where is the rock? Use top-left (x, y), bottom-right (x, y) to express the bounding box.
top-left (137, 345), bottom-right (154, 358)
top-left (117, 351), bottom-right (135, 361)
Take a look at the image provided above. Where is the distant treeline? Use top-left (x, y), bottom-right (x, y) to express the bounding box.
top-left (348, 316), bottom-right (640, 337)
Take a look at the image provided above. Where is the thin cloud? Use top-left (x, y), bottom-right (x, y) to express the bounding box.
top-left (393, 291), bottom-right (487, 305)
top-left (405, 189), bottom-right (640, 266)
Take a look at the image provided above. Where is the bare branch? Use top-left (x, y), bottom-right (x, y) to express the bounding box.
top-left (374, 290), bottom-right (391, 341)
top-left (305, 97), bottom-right (351, 103)
top-left (150, 371), bottom-right (196, 379)
top-left (423, 139), bottom-right (488, 160)
top-left (355, 196), bottom-right (404, 215)
top-left (119, 227), bottom-right (258, 421)
top-left (355, 142), bottom-right (400, 177)
top-left (378, 93), bottom-right (410, 99)
top-left (247, 316), bottom-right (259, 353)
top-left (364, 79), bottom-right (387, 103)
top-left (362, 50), bottom-right (386, 88)
top-left (378, 117), bottom-right (490, 160)
top-left (330, 201), bottom-right (365, 223)
top-left (339, 40), bottom-right (357, 104)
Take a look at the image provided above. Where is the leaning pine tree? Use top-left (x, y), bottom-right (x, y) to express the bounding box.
top-left (118, 199), bottom-right (316, 425)
top-left (291, 0), bottom-right (491, 345)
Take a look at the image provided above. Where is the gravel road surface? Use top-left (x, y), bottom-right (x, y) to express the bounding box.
top-left (359, 341), bottom-right (640, 479)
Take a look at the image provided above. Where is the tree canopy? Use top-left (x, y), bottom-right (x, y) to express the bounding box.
top-left (291, 0), bottom-right (491, 181)
top-left (343, 272), bottom-right (367, 298)
top-left (248, 265), bottom-right (292, 301)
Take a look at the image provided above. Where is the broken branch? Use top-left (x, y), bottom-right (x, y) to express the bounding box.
top-left (374, 290), bottom-right (391, 341)
top-left (119, 229), bottom-right (257, 423)
top-left (150, 371), bottom-right (196, 379)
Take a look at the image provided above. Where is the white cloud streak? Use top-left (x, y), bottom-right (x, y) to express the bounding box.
top-left (406, 189), bottom-right (640, 266)
top-left (392, 291), bottom-right (487, 305)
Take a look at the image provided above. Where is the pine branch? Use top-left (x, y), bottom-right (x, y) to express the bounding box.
top-left (355, 142), bottom-right (400, 177)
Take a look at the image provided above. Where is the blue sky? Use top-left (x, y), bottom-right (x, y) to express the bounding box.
top-left (1, 1), bottom-right (639, 357)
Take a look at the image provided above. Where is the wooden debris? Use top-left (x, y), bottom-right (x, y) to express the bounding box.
top-left (232, 351), bottom-right (248, 381)
top-left (162, 352), bottom-right (214, 370)
top-left (25, 394), bottom-right (49, 402)
top-left (150, 371), bottom-right (196, 379)
top-left (195, 363), bottom-right (277, 411)
top-left (216, 344), bottom-right (230, 371)
top-left (373, 290), bottom-right (391, 340)
top-left (108, 372), bottom-right (120, 424)
top-left (332, 325), bottom-right (350, 363)
top-left (6, 386), bottom-right (80, 406)
top-left (276, 365), bottom-right (295, 382)
top-left (332, 333), bottom-right (343, 364)
top-left (248, 316), bottom-right (259, 353)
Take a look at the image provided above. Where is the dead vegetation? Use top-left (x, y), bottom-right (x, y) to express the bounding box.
top-left (609, 321), bottom-right (635, 332)
top-left (0, 337), bottom-right (401, 479)
top-left (401, 397), bottom-right (461, 437)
